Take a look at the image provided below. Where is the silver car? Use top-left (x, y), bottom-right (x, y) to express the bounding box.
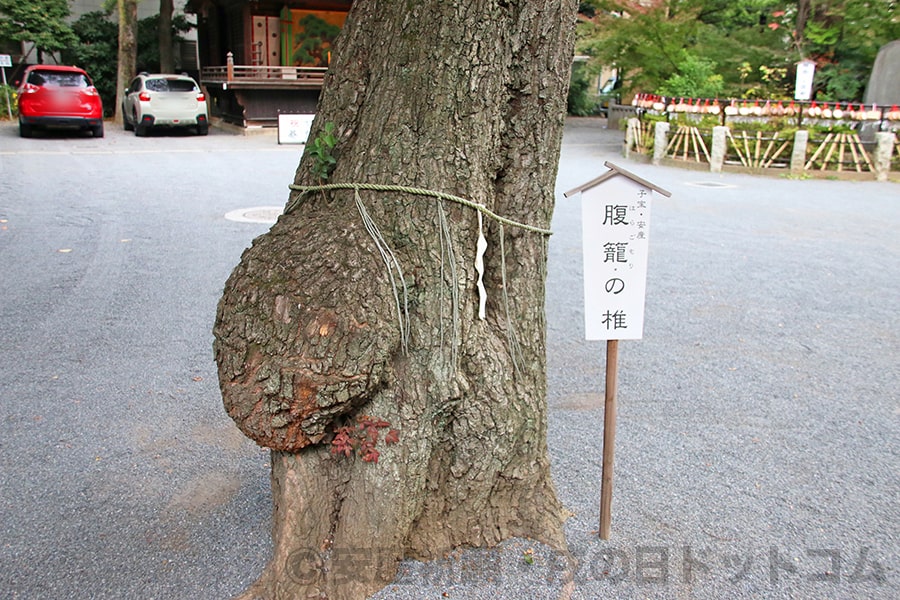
top-left (122, 73), bottom-right (209, 136)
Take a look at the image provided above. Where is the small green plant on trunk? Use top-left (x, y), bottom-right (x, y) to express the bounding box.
top-left (309, 122), bottom-right (338, 182)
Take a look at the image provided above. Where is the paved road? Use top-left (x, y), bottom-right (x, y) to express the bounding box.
top-left (0, 118), bottom-right (897, 599)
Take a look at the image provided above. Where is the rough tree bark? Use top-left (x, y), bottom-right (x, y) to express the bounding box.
top-left (213, 2), bottom-right (577, 599)
top-left (795, 0), bottom-right (812, 53)
top-left (114, 0), bottom-right (138, 126)
top-left (159, 0), bottom-right (175, 74)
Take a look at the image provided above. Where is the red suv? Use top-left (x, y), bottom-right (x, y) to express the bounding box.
top-left (17, 65), bottom-right (104, 138)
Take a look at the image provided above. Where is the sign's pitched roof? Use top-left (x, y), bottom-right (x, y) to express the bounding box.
top-left (564, 161), bottom-right (672, 198)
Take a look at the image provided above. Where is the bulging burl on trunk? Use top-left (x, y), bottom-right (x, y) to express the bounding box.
top-left (213, 207), bottom-right (401, 452)
top-left (211, 2), bottom-right (577, 596)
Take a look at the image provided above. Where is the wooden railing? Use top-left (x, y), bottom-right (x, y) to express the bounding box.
top-left (625, 117), bottom-right (898, 180)
top-left (632, 93), bottom-right (900, 129)
top-left (201, 52), bottom-right (328, 86)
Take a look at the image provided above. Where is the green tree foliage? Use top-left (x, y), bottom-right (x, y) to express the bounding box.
top-left (577, 0), bottom-right (791, 98)
top-left (568, 61), bottom-right (599, 115)
top-left (657, 55), bottom-right (725, 98)
top-left (576, 0), bottom-right (900, 102)
top-left (65, 12), bottom-right (118, 114)
top-left (136, 14), bottom-right (192, 72)
top-left (738, 61), bottom-right (791, 98)
top-left (0, 84), bottom-right (16, 118)
top-left (63, 11), bottom-right (191, 116)
top-left (693, 0), bottom-right (786, 32)
top-left (770, 0), bottom-right (900, 100)
top-left (577, 1), bottom-right (707, 95)
top-left (0, 0), bottom-right (77, 60)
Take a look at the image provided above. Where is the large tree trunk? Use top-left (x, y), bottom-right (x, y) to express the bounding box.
top-left (159, 0), bottom-right (175, 74)
top-left (114, 0), bottom-right (138, 125)
top-left (213, 2), bottom-right (578, 599)
top-left (795, 0), bottom-right (812, 53)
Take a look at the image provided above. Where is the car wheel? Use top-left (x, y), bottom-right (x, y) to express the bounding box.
top-left (135, 123), bottom-right (147, 137)
top-left (19, 121), bottom-right (33, 138)
top-left (92, 123), bottom-right (104, 138)
top-left (197, 124), bottom-right (209, 136)
top-left (123, 111), bottom-right (133, 131)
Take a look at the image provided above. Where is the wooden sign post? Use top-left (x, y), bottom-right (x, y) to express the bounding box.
top-left (565, 162), bottom-right (670, 539)
top-left (600, 338), bottom-right (619, 540)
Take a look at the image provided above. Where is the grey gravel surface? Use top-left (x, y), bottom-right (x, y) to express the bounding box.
top-left (0, 118), bottom-right (897, 599)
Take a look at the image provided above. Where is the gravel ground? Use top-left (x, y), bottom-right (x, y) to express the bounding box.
top-left (380, 118), bottom-right (900, 600)
top-left (1, 118), bottom-right (898, 599)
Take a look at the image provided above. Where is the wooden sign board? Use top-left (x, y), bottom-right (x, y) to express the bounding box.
top-left (565, 162), bottom-right (670, 539)
top-left (795, 60), bottom-right (816, 101)
top-left (565, 162), bottom-right (671, 341)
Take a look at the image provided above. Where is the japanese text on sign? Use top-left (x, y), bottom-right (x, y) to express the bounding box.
top-left (581, 178), bottom-right (653, 340)
top-left (277, 113), bottom-right (315, 145)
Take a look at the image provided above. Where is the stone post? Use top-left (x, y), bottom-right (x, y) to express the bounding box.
top-left (226, 51), bottom-right (234, 82)
top-left (710, 126), bottom-right (728, 173)
top-left (873, 132), bottom-right (897, 182)
top-left (652, 121), bottom-right (670, 165)
top-left (790, 130), bottom-right (809, 174)
top-left (624, 117), bottom-right (638, 158)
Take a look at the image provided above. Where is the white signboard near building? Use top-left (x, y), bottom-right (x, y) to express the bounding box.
top-left (277, 113), bottom-right (315, 145)
top-left (795, 60), bottom-right (816, 101)
top-left (565, 162), bottom-right (670, 341)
